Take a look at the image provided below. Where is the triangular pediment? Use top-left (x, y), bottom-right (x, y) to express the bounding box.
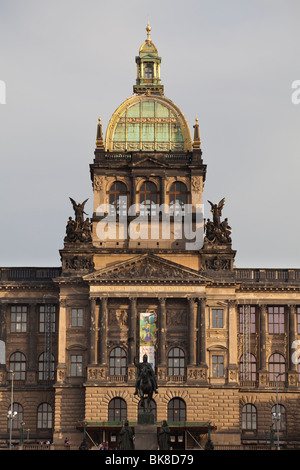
top-left (84, 254), bottom-right (208, 284)
top-left (131, 157), bottom-right (169, 168)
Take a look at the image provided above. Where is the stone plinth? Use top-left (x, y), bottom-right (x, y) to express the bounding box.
top-left (134, 424), bottom-right (157, 450)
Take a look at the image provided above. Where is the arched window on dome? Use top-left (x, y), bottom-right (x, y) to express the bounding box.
top-left (139, 181), bottom-right (158, 216)
top-left (169, 182), bottom-right (188, 216)
top-left (108, 181), bottom-right (128, 217)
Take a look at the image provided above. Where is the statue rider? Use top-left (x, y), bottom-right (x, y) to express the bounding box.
top-left (134, 354), bottom-right (158, 396)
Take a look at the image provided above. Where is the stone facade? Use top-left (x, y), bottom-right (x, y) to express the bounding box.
top-left (0, 26), bottom-right (300, 450)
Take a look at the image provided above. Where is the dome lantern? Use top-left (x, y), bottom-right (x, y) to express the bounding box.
top-left (134, 20), bottom-right (164, 95)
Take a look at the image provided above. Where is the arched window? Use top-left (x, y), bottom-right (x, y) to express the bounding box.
top-left (108, 398), bottom-right (127, 422)
top-left (7, 403), bottom-right (23, 430)
top-left (240, 354), bottom-right (257, 382)
top-left (139, 181), bottom-right (158, 216)
top-left (269, 353), bottom-right (286, 381)
top-left (271, 404), bottom-right (286, 431)
top-left (242, 404), bottom-right (257, 431)
top-left (109, 347), bottom-right (127, 376)
top-left (168, 348), bottom-right (185, 377)
top-left (9, 352), bottom-right (26, 381)
top-left (167, 398), bottom-right (186, 422)
top-left (38, 353), bottom-right (55, 381)
top-left (37, 403), bottom-right (53, 429)
top-left (108, 181), bottom-right (128, 216)
top-left (169, 182), bottom-right (188, 215)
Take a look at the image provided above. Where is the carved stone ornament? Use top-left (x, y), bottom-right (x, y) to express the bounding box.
top-left (191, 176), bottom-right (202, 193)
top-left (94, 175), bottom-right (107, 191)
top-left (187, 367), bottom-right (207, 381)
top-left (88, 367), bottom-right (107, 381)
top-left (108, 309), bottom-right (128, 327)
top-left (64, 256), bottom-right (94, 271)
top-left (166, 309), bottom-right (187, 326)
top-left (205, 258), bottom-right (231, 271)
top-left (85, 254), bottom-right (207, 283)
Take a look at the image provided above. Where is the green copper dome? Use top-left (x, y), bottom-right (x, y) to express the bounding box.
top-left (105, 94), bottom-right (192, 152)
top-left (104, 23), bottom-right (192, 152)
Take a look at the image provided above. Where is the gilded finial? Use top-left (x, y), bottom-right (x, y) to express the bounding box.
top-left (146, 18), bottom-right (151, 42)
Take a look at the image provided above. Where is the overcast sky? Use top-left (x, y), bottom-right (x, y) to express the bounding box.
top-left (0, 0), bottom-right (299, 268)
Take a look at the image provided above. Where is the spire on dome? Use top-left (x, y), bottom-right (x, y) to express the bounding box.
top-left (134, 22), bottom-right (163, 95)
top-left (95, 117), bottom-right (104, 149)
top-left (146, 17), bottom-right (151, 42)
top-left (193, 117), bottom-right (201, 149)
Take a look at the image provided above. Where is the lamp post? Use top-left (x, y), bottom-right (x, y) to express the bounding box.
top-left (273, 371), bottom-right (285, 450)
top-left (8, 370), bottom-right (17, 450)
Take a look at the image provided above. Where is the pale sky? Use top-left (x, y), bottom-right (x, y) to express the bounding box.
top-left (0, 0), bottom-right (299, 268)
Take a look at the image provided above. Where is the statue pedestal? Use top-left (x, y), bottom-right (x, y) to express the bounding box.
top-left (134, 424), bottom-right (157, 450)
top-left (135, 412), bottom-right (157, 450)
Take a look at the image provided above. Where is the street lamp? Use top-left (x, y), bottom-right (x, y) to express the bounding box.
top-left (8, 370), bottom-right (17, 450)
top-left (272, 371), bottom-right (285, 450)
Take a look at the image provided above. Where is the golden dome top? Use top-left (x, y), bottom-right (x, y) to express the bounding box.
top-left (139, 19), bottom-right (158, 55)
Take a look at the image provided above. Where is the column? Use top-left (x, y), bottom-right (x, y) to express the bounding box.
top-left (0, 303), bottom-right (8, 371)
top-left (289, 305), bottom-right (297, 371)
top-left (99, 297), bottom-right (108, 365)
top-left (188, 298), bottom-right (197, 365)
top-left (198, 298), bottom-right (206, 365)
top-left (158, 298), bottom-right (166, 366)
top-left (227, 300), bottom-right (238, 384)
top-left (57, 298), bottom-right (67, 383)
top-left (89, 298), bottom-right (97, 365)
top-left (28, 303), bottom-right (37, 371)
top-left (160, 176), bottom-right (166, 206)
top-left (130, 175), bottom-right (136, 207)
top-left (228, 301), bottom-right (238, 364)
top-left (259, 304), bottom-right (267, 371)
top-left (128, 297), bottom-right (137, 365)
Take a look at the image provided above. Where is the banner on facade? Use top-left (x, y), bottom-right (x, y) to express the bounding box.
top-left (139, 312), bottom-right (156, 368)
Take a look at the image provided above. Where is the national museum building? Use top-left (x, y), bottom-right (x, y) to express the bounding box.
top-left (1, 25), bottom-right (300, 450)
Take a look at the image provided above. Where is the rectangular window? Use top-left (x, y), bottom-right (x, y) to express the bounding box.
top-left (212, 355), bottom-right (224, 377)
top-left (71, 308), bottom-right (84, 327)
top-left (39, 305), bottom-right (56, 333)
top-left (239, 306), bottom-right (256, 333)
top-left (70, 355), bottom-right (83, 377)
top-left (11, 305), bottom-right (27, 333)
top-left (268, 306), bottom-right (285, 334)
top-left (212, 309), bottom-right (223, 328)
